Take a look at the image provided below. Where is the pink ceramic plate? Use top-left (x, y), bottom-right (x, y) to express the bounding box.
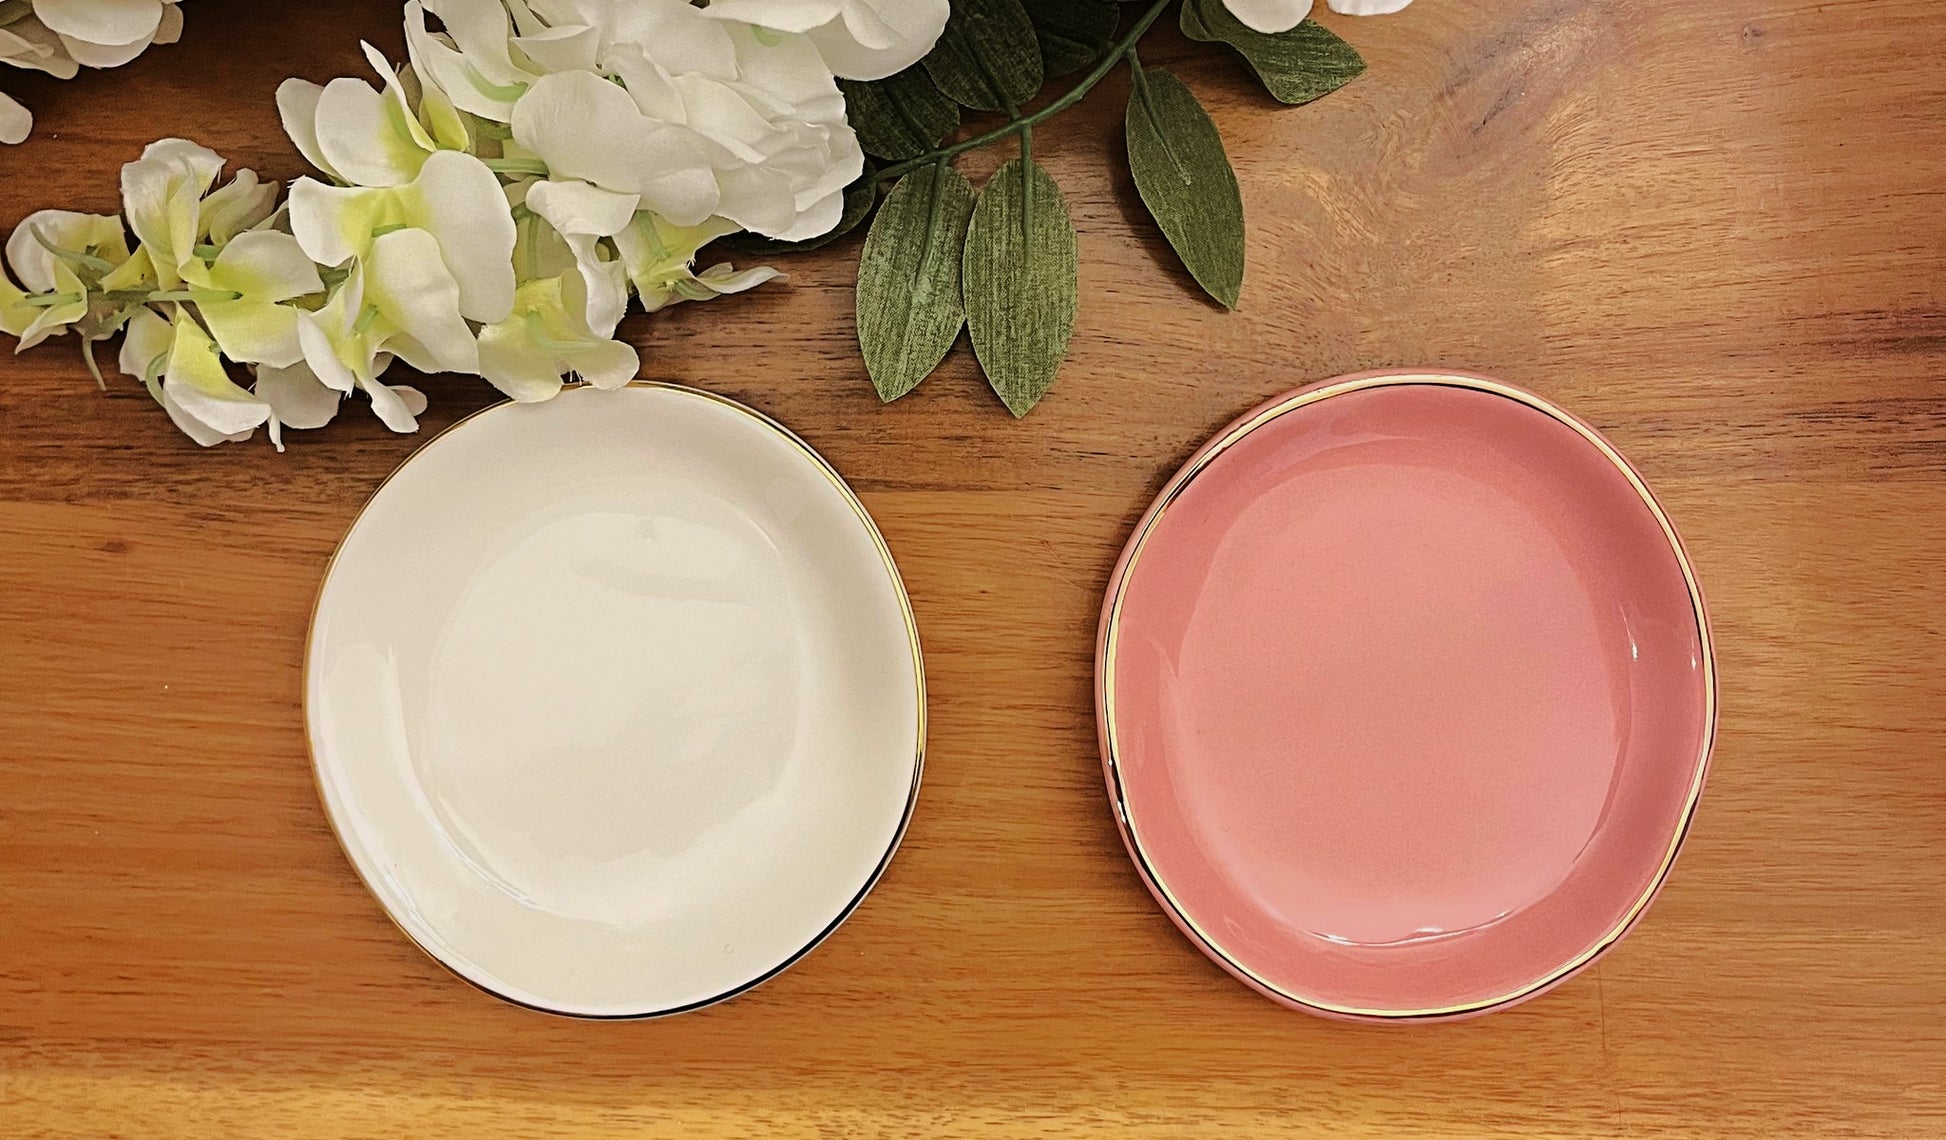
top-left (1097, 372), bottom-right (1715, 1021)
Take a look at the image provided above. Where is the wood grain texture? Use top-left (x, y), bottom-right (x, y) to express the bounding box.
top-left (2, 1), bottom-right (1943, 1135)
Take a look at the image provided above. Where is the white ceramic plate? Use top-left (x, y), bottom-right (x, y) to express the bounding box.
top-left (306, 384), bottom-right (924, 1017)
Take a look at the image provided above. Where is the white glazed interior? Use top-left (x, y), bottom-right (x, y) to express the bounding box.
top-left (306, 385), bottom-right (923, 1016)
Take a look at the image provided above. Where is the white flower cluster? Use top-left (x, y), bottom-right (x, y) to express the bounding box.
top-left (0, 0), bottom-right (947, 447)
top-left (1, 0), bottom-right (187, 144)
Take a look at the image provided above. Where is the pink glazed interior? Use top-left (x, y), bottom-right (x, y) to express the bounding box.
top-left (1098, 375), bottom-right (1714, 1019)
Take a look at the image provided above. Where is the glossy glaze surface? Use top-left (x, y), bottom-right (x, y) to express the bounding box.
top-left (1100, 375), bottom-right (1713, 1018)
top-left (306, 385), bottom-right (923, 1017)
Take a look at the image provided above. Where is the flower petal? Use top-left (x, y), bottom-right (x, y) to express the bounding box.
top-left (162, 309), bottom-right (271, 436)
top-left (289, 178), bottom-right (374, 269)
top-left (1326, 0), bottom-right (1413, 12)
top-left (0, 20), bottom-right (81, 79)
top-left (564, 335), bottom-right (638, 390)
top-left (1221, 0), bottom-right (1313, 33)
top-left (365, 227), bottom-right (479, 374)
top-left (296, 267), bottom-right (368, 393)
top-left (512, 70), bottom-right (720, 225)
top-left (32, 0), bottom-right (163, 48)
top-left (57, 28), bottom-right (157, 69)
top-left (154, 2), bottom-right (182, 44)
top-left (255, 360), bottom-right (343, 430)
top-left (278, 79), bottom-right (339, 179)
top-left (199, 169), bottom-right (282, 247)
top-left (120, 138), bottom-right (224, 289)
top-left (403, 0), bottom-right (531, 123)
top-left (0, 259), bottom-right (40, 338)
top-left (404, 150), bottom-right (518, 323)
top-left (477, 323), bottom-right (566, 402)
top-left (696, 262), bottom-right (783, 295)
top-left (525, 180), bottom-right (639, 337)
top-left (157, 384), bottom-right (254, 447)
top-left (524, 179), bottom-right (640, 238)
top-left (363, 377), bottom-right (425, 432)
top-left (811, 0), bottom-right (948, 81)
top-left (117, 305), bottom-right (173, 380)
top-left (0, 92), bottom-right (31, 146)
top-left (314, 74), bottom-right (427, 187)
top-left (200, 298), bottom-right (302, 368)
top-left (208, 230), bottom-right (323, 302)
top-left (513, 23), bottom-right (599, 74)
top-left (411, 63), bottom-right (472, 151)
top-left (5, 209), bottom-right (126, 293)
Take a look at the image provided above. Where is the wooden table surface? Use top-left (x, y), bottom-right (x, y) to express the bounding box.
top-left (3, 0), bottom-right (1943, 1135)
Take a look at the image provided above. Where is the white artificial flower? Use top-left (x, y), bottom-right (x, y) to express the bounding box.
top-left (119, 138), bottom-right (224, 290)
top-left (295, 229), bottom-right (473, 432)
top-left (1, 17), bottom-right (80, 81)
top-left (118, 306), bottom-right (246, 445)
top-left (477, 270), bottom-right (637, 402)
top-left (695, 0), bottom-right (949, 81)
top-left (1, 18), bottom-right (78, 144)
top-left (182, 230), bottom-right (324, 368)
top-left (1223, 0), bottom-right (1413, 34)
top-left (154, 305), bottom-right (274, 444)
top-left (1, 2), bottom-right (185, 141)
top-left (120, 306), bottom-right (411, 449)
top-left (32, 0), bottom-right (184, 69)
top-left (521, 178), bottom-right (635, 337)
top-left (289, 148), bottom-right (517, 323)
top-left (404, 0), bottom-right (541, 123)
top-left (611, 212), bottom-right (779, 313)
top-left (407, 0), bottom-right (867, 242)
top-left (279, 43), bottom-right (445, 188)
top-left (512, 4), bottom-right (863, 240)
top-left (1, 208), bottom-right (128, 349)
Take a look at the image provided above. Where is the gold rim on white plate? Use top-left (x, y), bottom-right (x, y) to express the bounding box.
top-left (303, 381), bottom-right (926, 1019)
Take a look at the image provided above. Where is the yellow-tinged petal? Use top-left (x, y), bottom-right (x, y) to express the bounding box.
top-left (0, 259), bottom-right (39, 339)
top-left (200, 299), bottom-right (302, 368)
top-left (411, 63), bottom-right (472, 152)
top-left (200, 169), bottom-right (281, 247)
top-left (364, 227), bottom-right (478, 374)
top-left (162, 308), bottom-right (270, 436)
top-left (288, 151), bottom-right (513, 323)
top-left (205, 231), bottom-right (323, 303)
top-left (98, 246), bottom-right (156, 293)
top-left (6, 209), bottom-right (128, 293)
top-left (120, 138), bottom-right (224, 290)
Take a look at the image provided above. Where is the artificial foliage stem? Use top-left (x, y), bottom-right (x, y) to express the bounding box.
top-left (875, 0), bottom-right (1177, 184)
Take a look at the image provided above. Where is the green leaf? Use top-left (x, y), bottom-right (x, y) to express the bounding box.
top-left (856, 164), bottom-right (977, 403)
top-left (922, 0), bottom-right (1044, 112)
top-left (839, 67), bottom-right (961, 161)
top-left (963, 157), bottom-right (1078, 417)
top-left (1029, 0), bottom-right (1121, 78)
top-left (728, 163), bottom-right (880, 256)
top-left (1124, 66), bottom-right (1245, 309)
top-left (1180, 1), bottom-right (1366, 106)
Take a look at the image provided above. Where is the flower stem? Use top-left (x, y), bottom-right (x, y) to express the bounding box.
top-left (875, 0), bottom-right (1176, 185)
top-left (140, 289), bottom-right (244, 304)
top-left (484, 157), bottom-right (549, 177)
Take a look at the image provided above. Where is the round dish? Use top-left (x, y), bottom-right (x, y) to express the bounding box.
top-left (1096, 371), bottom-right (1714, 1020)
top-left (307, 383), bottom-right (924, 1018)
